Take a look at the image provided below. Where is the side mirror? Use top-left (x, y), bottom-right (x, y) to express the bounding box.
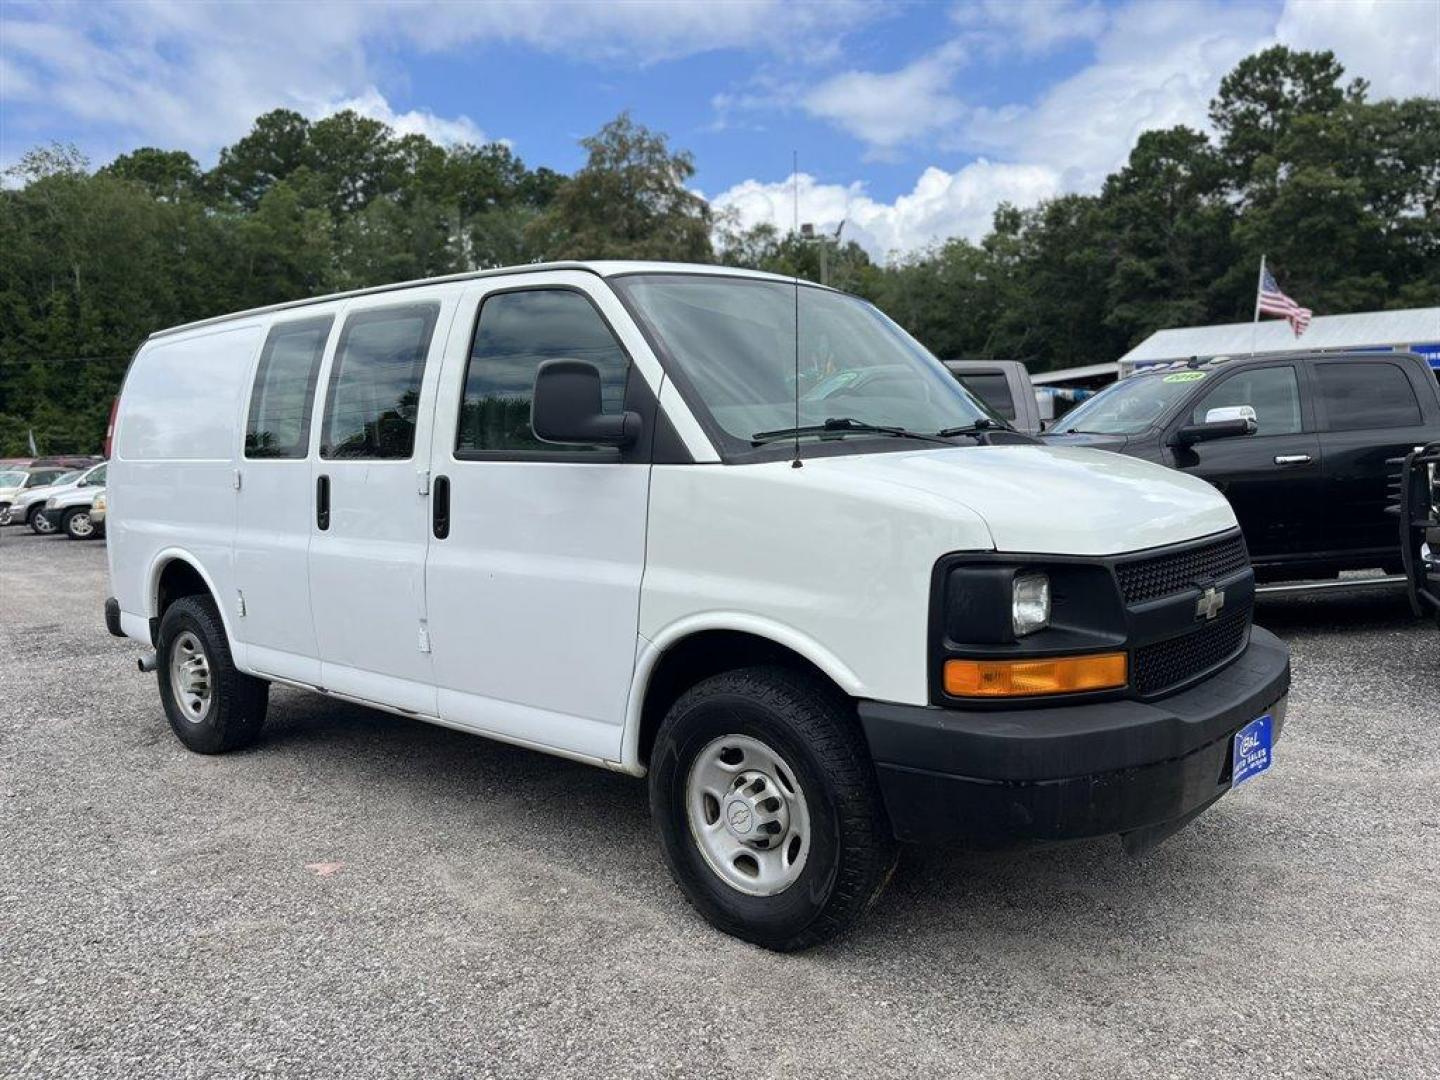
top-left (1205, 404), bottom-right (1257, 425)
top-left (531, 359), bottom-right (641, 448)
top-left (1173, 417), bottom-right (1258, 447)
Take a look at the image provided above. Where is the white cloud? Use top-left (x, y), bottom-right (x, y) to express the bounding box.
top-left (0, 0), bottom-right (878, 163)
top-left (317, 87), bottom-right (491, 147)
top-left (711, 161), bottom-right (1062, 260)
top-left (796, 0), bottom-right (1437, 196)
top-left (395, 0), bottom-right (876, 66)
top-left (966, 1), bottom-right (1277, 189)
top-left (802, 43), bottom-right (968, 156)
top-left (950, 0), bottom-right (1110, 56)
top-left (1277, 0), bottom-right (1440, 100)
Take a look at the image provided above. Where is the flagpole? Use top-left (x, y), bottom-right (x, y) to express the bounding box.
top-left (1250, 253), bottom-right (1265, 357)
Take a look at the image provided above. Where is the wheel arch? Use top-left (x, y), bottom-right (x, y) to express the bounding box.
top-left (622, 615), bottom-right (864, 775)
top-left (145, 549), bottom-right (236, 648)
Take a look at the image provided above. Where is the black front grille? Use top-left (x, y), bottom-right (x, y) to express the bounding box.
top-left (1131, 606), bottom-right (1250, 696)
top-left (1116, 532), bottom-right (1249, 604)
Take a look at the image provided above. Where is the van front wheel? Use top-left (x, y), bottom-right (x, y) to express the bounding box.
top-left (156, 595), bottom-right (268, 754)
top-left (649, 666), bottom-right (897, 951)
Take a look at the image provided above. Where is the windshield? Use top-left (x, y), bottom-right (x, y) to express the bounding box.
top-left (48, 471), bottom-right (82, 487)
top-left (1051, 370), bottom-right (1208, 435)
top-left (613, 274), bottom-right (990, 452)
top-left (0, 471), bottom-right (27, 488)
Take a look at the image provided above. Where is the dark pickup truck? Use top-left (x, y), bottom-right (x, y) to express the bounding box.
top-left (1045, 350), bottom-right (1440, 583)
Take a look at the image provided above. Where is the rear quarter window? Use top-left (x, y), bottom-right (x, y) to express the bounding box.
top-left (1315, 361), bottom-right (1421, 431)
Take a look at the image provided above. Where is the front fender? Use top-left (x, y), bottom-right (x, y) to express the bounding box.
top-left (618, 612), bottom-right (866, 775)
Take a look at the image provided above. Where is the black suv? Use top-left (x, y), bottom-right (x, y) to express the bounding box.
top-left (1045, 350), bottom-right (1440, 582)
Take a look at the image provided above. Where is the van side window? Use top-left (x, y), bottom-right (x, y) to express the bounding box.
top-left (321, 303), bottom-right (440, 460)
top-left (1315, 361), bottom-right (1421, 431)
top-left (245, 315), bottom-right (333, 459)
top-left (1191, 366), bottom-right (1302, 435)
top-left (456, 289), bottom-right (629, 455)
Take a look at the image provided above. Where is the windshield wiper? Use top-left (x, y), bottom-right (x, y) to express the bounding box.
top-left (935, 417), bottom-right (1011, 437)
top-left (752, 417), bottom-right (957, 447)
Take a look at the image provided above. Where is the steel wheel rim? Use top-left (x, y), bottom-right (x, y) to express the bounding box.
top-left (33, 512), bottom-right (54, 534)
top-left (68, 512), bottom-right (93, 537)
top-left (168, 631), bottom-right (213, 724)
top-left (685, 734), bottom-right (811, 897)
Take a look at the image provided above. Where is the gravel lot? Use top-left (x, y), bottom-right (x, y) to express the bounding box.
top-left (2, 528), bottom-right (1437, 1079)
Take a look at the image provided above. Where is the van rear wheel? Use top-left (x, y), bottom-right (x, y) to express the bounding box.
top-left (649, 666), bottom-right (897, 951)
top-left (156, 595), bottom-right (268, 753)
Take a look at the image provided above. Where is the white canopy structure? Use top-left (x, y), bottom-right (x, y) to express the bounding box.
top-left (1118, 307), bottom-right (1440, 377)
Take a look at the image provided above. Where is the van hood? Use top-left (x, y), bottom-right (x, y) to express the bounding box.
top-left (805, 444), bottom-right (1236, 556)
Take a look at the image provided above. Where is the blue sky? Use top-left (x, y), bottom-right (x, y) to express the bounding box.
top-left (3, 0), bottom-right (1436, 258)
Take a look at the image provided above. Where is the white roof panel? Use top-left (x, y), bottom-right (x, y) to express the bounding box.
top-left (1120, 307), bottom-right (1440, 366)
top-left (150, 260), bottom-right (808, 339)
top-left (1032, 362), bottom-right (1120, 385)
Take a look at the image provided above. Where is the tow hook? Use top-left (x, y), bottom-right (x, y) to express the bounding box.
top-left (138, 652), bottom-right (158, 673)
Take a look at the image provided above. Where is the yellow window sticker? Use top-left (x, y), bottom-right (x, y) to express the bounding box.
top-left (1162, 371), bottom-right (1207, 383)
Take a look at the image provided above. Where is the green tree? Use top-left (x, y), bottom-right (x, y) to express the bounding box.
top-left (1210, 45), bottom-right (1354, 193)
top-left (212, 109), bottom-right (313, 210)
top-left (530, 112), bottom-right (712, 261)
top-left (99, 148), bottom-right (204, 202)
top-left (2, 47), bottom-right (1438, 457)
top-left (1100, 127), bottom-right (1237, 343)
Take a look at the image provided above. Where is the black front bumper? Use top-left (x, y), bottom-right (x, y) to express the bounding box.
top-left (859, 626), bottom-right (1291, 847)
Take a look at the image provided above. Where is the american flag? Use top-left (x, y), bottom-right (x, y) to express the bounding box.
top-left (1258, 267), bottom-right (1312, 337)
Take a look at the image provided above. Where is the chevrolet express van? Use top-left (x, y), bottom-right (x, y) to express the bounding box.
top-left (105, 262), bottom-right (1291, 950)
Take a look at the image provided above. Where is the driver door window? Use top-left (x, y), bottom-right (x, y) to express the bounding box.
top-left (1192, 366), bottom-right (1302, 435)
top-left (456, 289), bottom-right (629, 456)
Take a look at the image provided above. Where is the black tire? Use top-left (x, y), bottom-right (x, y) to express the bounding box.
top-left (61, 506), bottom-right (97, 540)
top-left (156, 595), bottom-right (268, 754)
top-left (28, 505), bottom-right (56, 535)
top-left (649, 665), bottom-right (897, 951)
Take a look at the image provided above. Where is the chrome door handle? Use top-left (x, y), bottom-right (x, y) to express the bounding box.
top-left (1274, 454), bottom-right (1311, 465)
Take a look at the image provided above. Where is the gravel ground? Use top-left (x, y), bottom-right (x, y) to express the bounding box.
top-left (2, 528), bottom-right (1437, 1079)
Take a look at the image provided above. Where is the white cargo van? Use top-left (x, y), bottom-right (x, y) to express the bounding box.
top-left (105, 262), bottom-right (1290, 950)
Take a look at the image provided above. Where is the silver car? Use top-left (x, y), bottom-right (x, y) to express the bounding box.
top-left (3, 463), bottom-right (106, 533)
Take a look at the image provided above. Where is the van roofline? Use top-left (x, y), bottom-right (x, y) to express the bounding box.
top-left (146, 260), bottom-right (809, 341)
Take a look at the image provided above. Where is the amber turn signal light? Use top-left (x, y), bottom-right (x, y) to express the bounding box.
top-left (943, 652), bottom-right (1127, 698)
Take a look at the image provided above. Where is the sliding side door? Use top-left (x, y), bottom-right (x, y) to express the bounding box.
top-left (307, 291), bottom-right (455, 714)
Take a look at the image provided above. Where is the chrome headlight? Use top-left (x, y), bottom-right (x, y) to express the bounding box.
top-left (92, 492), bottom-right (107, 512)
top-left (44, 497), bottom-right (59, 509)
top-left (1011, 572), bottom-right (1051, 636)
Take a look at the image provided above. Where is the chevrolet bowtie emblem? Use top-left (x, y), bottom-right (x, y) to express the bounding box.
top-left (1196, 586), bottom-right (1225, 621)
